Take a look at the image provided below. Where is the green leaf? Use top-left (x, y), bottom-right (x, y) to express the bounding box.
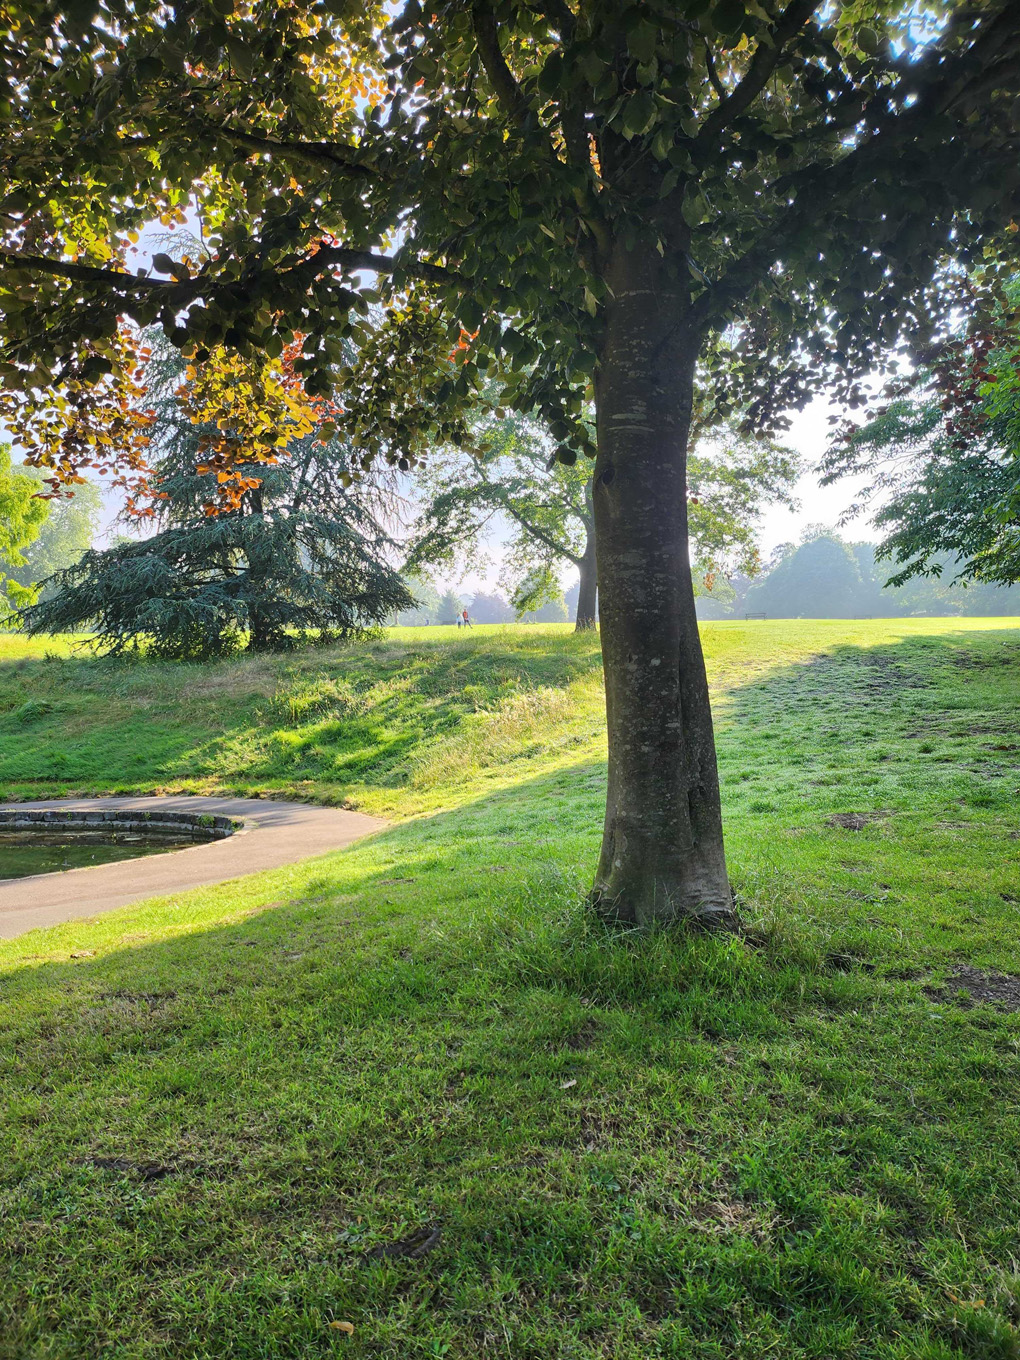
top-left (580, 49), bottom-right (605, 87)
top-left (459, 296), bottom-right (483, 330)
top-left (681, 194), bottom-right (706, 227)
top-left (620, 92), bottom-right (656, 140)
top-left (711, 0), bottom-right (745, 36)
top-left (537, 52), bottom-right (562, 93)
top-left (627, 19), bottom-right (658, 65)
top-left (225, 35), bottom-right (254, 80)
top-left (151, 252), bottom-right (175, 274)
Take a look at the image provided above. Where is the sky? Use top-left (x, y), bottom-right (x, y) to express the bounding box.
top-left (755, 395), bottom-right (876, 557)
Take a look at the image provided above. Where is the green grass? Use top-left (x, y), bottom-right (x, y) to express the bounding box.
top-left (2, 618), bottom-right (1020, 1358)
top-left (0, 624), bottom-right (606, 813)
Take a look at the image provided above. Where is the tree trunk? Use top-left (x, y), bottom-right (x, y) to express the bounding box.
top-left (574, 497), bottom-right (598, 631)
top-left (589, 243), bottom-right (732, 929)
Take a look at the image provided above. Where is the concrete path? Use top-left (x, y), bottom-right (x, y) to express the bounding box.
top-left (0, 796), bottom-right (384, 939)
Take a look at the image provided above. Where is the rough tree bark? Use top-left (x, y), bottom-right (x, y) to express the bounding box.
top-left (589, 242), bottom-right (733, 928)
top-left (574, 480), bottom-right (598, 632)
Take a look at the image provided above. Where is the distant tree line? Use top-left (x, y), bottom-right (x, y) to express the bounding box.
top-left (697, 529), bottom-right (1020, 621)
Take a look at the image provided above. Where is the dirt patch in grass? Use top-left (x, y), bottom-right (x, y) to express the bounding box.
top-left (824, 951), bottom-right (877, 974)
top-left (926, 965), bottom-right (1020, 1011)
top-left (826, 811), bottom-right (890, 831)
top-left (362, 1223), bottom-right (442, 1261)
top-left (564, 1019), bottom-right (599, 1051)
top-left (689, 1195), bottom-right (776, 1243)
top-left (83, 1157), bottom-right (179, 1181)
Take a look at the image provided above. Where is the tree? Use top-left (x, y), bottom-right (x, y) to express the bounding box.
top-left (822, 309), bottom-right (1020, 588)
top-left (393, 576), bottom-right (443, 626)
top-left (0, 444), bottom-right (48, 618)
top-left (743, 530), bottom-right (869, 617)
top-left (437, 589), bottom-right (464, 624)
top-left (520, 590), bottom-right (569, 623)
top-left (409, 407), bottom-right (798, 632)
top-left (4, 3), bottom-right (1020, 925)
top-left (409, 409), bottom-right (600, 629)
top-left (23, 489), bottom-right (412, 657)
top-left (469, 591), bottom-right (515, 623)
top-left (8, 476), bottom-right (102, 600)
top-left (740, 529), bottom-right (1020, 617)
top-left (20, 341), bottom-right (412, 656)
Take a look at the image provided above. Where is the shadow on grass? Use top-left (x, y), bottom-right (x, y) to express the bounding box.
top-left (715, 625), bottom-right (1020, 811)
top-left (2, 626), bottom-right (1020, 1356)
top-left (0, 625), bottom-right (605, 800)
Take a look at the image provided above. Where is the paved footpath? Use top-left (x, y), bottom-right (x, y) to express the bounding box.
top-left (0, 796), bottom-right (384, 940)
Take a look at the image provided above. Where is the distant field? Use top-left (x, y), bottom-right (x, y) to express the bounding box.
top-left (2, 618), bottom-right (1020, 1359)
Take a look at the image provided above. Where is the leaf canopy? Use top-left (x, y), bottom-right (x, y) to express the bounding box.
top-left (3, 0), bottom-right (1020, 479)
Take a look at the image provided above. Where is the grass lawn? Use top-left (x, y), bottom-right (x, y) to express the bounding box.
top-left (2, 618), bottom-right (1020, 1358)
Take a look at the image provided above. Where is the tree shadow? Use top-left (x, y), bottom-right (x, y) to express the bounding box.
top-left (2, 623), bottom-right (1019, 1355)
top-left (0, 625), bottom-right (605, 799)
top-left (713, 623), bottom-right (1020, 819)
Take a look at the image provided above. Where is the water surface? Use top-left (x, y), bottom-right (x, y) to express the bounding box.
top-left (0, 838), bottom-right (192, 881)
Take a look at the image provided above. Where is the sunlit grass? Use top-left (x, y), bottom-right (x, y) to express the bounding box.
top-left (1, 618), bottom-right (1019, 1358)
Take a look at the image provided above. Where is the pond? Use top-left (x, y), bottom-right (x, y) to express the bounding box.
top-left (0, 835), bottom-right (195, 881)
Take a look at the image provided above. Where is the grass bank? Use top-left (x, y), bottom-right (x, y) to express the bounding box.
top-left (2, 618), bottom-right (1020, 1358)
top-left (0, 624), bottom-right (605, 813)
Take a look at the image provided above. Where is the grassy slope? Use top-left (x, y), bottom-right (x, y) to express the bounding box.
top-left (0, 625), bottom-right (607, 813)
top-left (2, 619), bottom-right (1020, 1360)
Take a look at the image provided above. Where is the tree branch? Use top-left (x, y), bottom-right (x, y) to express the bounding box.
top-left (523, 0), bottom-right (592, 179)
top-left (471, 2), bottom-right (533, 126)
top-left (0, 252), bottom-right (201, 298)
top-left (532, 0), bottom-right (576, 41)
top-left (470, 1), bottom-right (605, 266)
top-left (0, 245), bottom-right (470, 301)
top-left (312, 247), bottom-right (465, 288)
top-left (698, 0), bottom-right (824, 146)
top-left (689, 25), bottom-right (1020, 331)
top-left (501, 496), bottom-right (582, 566)
top-left (703, 41), bottom-right (725, 102)
top-left (462, 458), bottom-right (584, 564)
top-left (192, 124), bottom-right (386, 178)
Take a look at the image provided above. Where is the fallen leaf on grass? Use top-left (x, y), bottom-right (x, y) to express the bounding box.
top-left (70, 950), bottom-right (96, 959)
top-left (328, 1320), bottom-right (355, 1334)
top-left (947, 1292), bottom-right (985, 1309)
top-left (560, 1078), bottom-right (577, 1089)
